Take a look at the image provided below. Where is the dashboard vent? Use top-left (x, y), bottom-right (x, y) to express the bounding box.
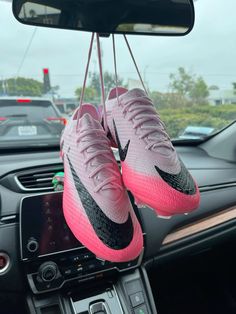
top-left (16, 166), bottom-right (63, 191)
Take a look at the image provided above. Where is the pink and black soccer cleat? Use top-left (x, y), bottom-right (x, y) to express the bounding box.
top-left (60, 103), bottom-right (143, 262)
top-left (105, 87), bottom-right (200, 217)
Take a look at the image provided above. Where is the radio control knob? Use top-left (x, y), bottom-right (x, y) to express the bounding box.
top-left (38, 262), bottom-right (58, 282)
top-left (27, 239), bottom-right (39, 253)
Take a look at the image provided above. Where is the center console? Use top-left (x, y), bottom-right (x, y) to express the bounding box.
top-left (20, 192), bottom-right (157, 313)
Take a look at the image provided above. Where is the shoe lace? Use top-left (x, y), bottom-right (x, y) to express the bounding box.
top-left (120, 96), bottom-right (174, 151)
top-left (77, 128), bottom-right (122, 193)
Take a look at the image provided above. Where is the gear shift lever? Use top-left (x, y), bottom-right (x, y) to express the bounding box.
top-left (89, 301), bottom-right (111, 314)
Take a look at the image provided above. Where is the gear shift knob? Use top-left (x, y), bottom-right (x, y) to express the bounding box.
top-left (89, 301), bottom-right (110, 314)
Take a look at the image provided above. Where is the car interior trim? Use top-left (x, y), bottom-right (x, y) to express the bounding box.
top-left (200, 182), bottom-right (236, 192)
top-left (112, 284), bottom-right (125, 314)
top-left (11, 162), bottom-right (236, 194)
top-left (162, 205), bottom-right (236, 245)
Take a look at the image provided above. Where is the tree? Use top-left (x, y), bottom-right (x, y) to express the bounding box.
top-left (151, 91), bottom-right (190, 109)
top-left (189, 77), bottom-right (209, 105)
top-left (169, 67), bottom-right (194, 97)
top-left (89, 71), bottom-right (124, 96)
top-left (103, 71), bottom-right (124, 95)
top-left (75, 86), bottom-right (98, 103)
top-left (209, 85), bottom-right (219, 91)
top-left (0, 77), bottom-right (44, 96)
top-left (232, 82), bottom-right (236, 95)
top-left (169, 67), bottom-right (209, 105)
top-left (76, 71), bottom-right (125, 102)
top-left (89, 72), bottom-right (101, 96)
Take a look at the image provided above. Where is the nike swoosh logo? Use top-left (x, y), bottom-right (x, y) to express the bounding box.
top-left (67, 156), bottom-right (134, 250)
top-left (113, 120), bottom-right (130, 162)
top-left (155, 160), bottom-right (196, 195)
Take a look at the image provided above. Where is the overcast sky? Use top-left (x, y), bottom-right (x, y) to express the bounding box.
top-left (0, 0), bottom-right (236, 97)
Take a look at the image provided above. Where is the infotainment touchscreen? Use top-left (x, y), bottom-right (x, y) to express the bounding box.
top-left (20, 192), bottom-right (83, 260)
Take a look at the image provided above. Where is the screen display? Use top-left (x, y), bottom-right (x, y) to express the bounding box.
top-left (20, 192), bottom-right (82, 259)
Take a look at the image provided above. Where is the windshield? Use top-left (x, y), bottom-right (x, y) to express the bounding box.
top-left (0, 0), bottom-right (236, 148)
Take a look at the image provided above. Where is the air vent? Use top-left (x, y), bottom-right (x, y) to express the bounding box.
top-left (16, 166), bottom-right (64, 191)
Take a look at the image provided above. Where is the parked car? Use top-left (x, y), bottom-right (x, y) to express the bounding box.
top-left (0, 97), bottom-right (66, 147)
top-left (179, 125), bottom-right (215, 140)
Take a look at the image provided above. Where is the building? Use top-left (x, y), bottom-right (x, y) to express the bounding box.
top-left (54, 98), bottom-right (78, 115)
top-left (208, 90), bottom-right (236, 105)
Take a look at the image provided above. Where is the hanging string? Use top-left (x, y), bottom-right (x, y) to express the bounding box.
top-left (112, 34), bottom-right (120, 104)
top-left (123, 34), bottom-right (149, 96)
top-left (79, 32), bottom-right (95, 108)
top-left (96, 33), bottom-right (108, 133)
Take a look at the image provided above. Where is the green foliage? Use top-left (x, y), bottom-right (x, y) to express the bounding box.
top-left (151, 91), bottom-right (191, 109)
top-left (159, 104), bottom-right (236, 138)
top-left (89, 72), bottom-right (101, 97)
top-left (0, 77), bottom-right (43, 96)
top-left (169, 67), bottom-right (194, 96)
top-left (209, 85), bottom-right (219, 91)
top-left (189, 77), bottom-right (209, 105)
top-left (232, 82), bottom-right (236, 95)
top-left (76, 71), bottom-right (125, 101)
top-left (103, 71), bottom-right (124, 95)
top-left (75, 86), bottom-right (98, 103)
top-left (169, 67), bottom-right (209, 105)
top-left (73, 67), bottom-right (236, 139)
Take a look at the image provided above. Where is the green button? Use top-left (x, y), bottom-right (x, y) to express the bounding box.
top-left (134, 304), bottom-right (148, 314)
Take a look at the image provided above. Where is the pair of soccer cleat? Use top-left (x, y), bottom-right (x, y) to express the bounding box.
top-left (61, 87), bottom-right (200, 263)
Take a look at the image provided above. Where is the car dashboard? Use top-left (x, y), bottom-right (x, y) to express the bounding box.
top-left (1, 145), bottom-right (236, 313)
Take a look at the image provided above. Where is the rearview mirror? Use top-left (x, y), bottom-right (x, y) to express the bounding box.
top-left (12, 0), bottom-right (195, 36)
